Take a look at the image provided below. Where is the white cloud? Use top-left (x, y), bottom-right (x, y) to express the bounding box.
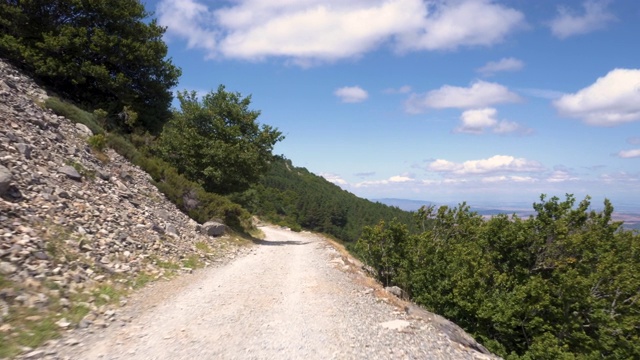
top-left (320, 173), bottom-right (348, 185)
top-left (427, 155), bottom-right (544, 175)
top-left (493, 120), bottom-right (532, 135)
top-left (455, 108), bottom-right (498, 134)
top-left (477, 57), bottom-right (524, 76)
top-left (547, 170), bottom-right (579, 183)
top-left (405, 81), bottom-right (520, 113)
top-left (453, 108), bottom-right (532, 135)
top-left (355, 174), bottom-right (416, 188)
top-left (334, 86), bottom-right (369, 103)
top-left (553, 68), bottom-right (640, 126)
top-left (397, 0), bottom-right (525, 51)
top-left (157, 0), bottom-right (219, 52)
top-left (549, 0), bottom-right (616, 39)
top-left (157, 0), bottom-right (524, 64)
top-left (618, 149), bottom-right (640, 158)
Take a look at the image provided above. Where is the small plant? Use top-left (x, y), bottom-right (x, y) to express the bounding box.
top-left (129, 272), bottom-right (154, 289)
top-left (92, 284), bottom-right (122, 306)
top-left (195, 241), bottom-right (212, 253)
top-left (182, 255), bottom-right (203, 269)
top-left (87, 134), bottom-right (107, 151)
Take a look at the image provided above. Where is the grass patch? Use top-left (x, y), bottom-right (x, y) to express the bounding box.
top-left (182, 255), bottom-right (203, 269)
top-left (92, 284), bottom-right (123, 306)
top-left (129, 272), bottom-right (155, 290)
top-left (149, 256), bottom-right (180, 270)
top-left (0, 308), bottom-right (60, 358)
top-left (45, 97), bottom-right (104, 135)
top-left (195, 241), bottom-right (212, 253)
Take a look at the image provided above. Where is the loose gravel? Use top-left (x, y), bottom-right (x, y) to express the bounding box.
top-left (39, 226), bottom-right (498, 360)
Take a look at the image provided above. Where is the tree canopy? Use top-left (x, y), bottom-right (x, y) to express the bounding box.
top-left (157, 86), bottom-right (284, 195)
top-left (355, 194), bottom-right (640, 359)
top-left (0, 0), bottom-right (181, 133)
top-left (232, 156), bottom-right (417, 242)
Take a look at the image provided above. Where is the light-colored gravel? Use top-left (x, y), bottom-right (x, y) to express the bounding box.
top-left (42, 226), bottom-right (498, 360)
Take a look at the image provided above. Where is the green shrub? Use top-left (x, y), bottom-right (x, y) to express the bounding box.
top-left (45, 97), bottom-right (104, 135)
top-left (355, 195), bottom-right (640, 359)
top-left (87, 134), bottom-right (107, 151)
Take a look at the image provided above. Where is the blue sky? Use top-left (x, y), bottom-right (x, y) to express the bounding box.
top-left (146, 0), bottom-right (640, 208)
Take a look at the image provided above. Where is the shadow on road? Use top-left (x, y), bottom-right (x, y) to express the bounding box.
top-left (251, 239), bottom-right (310, 246)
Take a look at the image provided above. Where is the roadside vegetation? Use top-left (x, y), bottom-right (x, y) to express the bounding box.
top-left (1, 1), bottom-right (638, 359)
top-left (355, 195), bottom-right (640, 359)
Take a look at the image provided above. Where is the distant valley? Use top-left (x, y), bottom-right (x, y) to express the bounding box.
top-left (374, 198), bottom-right (640, 231)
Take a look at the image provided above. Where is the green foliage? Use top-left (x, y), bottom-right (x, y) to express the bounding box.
top-left (0, 0), bottom-right (180, 133)
top-left (355, 194), bottom-right (640, 359)
top-left (87, 134), bottom-right (107, 151)
top-left (107, 133), bottom-right (252, 230)
top-left (157, 86), bottom-right (284, 195)
top-left (45, 96), bottom-right (104, 135)
top-left (233, 156), bottom-right (417, 242)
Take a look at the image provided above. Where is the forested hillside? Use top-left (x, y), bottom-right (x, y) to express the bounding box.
top-left (232, 157), bottom-right (417, 243)
top-left (355, 195), bottom-right (640, 359)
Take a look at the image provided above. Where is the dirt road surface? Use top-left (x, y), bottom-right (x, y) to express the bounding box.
top-left (46, 226), bottom-right (495, 360)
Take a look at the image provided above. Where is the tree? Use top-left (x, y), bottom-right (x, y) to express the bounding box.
top-left (157, 86), bottom-right (284, 195)
top-left (0, 0), bottom-right (181, 133)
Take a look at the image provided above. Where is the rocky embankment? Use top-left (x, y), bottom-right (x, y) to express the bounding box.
top-left (0, 59), bottom-right (246, 356)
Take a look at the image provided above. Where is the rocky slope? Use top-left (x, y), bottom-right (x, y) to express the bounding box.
top-left (0, 58), bottom-right (247, 356)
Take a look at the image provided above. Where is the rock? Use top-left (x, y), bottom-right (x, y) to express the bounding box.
top-left (22, 349), bottom-right (45, 359)
top-left (55, 318), bottom-right (71, 328)
top-left (75, 123), bottom-right (93, 137)
top-left (380, 319), bottom-right (411, 330)
top-left (58, 165), bottom-right (82, 181)
top-left (385, 286), bottom-right (407, 299)
top-left (201, 221), bottom-right (226, 237)
top-left (165, 223), bottom-right (179, 237)
top-left (0, 165), bottom-right (11, 195)
top-left (16, 143), bottom-right (32, 159)
top-left (404, 304), bottom-right (492, 355)
top-left (0, 262), bottom-right (17, 275)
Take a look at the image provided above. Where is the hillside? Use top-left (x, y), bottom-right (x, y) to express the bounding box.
top-left (234, 157), bottom-right (418, 243)
top-left (0, 58), bottom-right (250, 357)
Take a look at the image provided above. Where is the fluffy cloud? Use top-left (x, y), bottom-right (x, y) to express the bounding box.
top-left (397, 0), bottom-right (525, 51)
top-left (553, 69), bottom-right (640, 126)
top-left (405, 81), bottom-right (520, 113)
top-left (157, 0), bottom-right (524, 63)
top-left (455, 108), bottom-right (498, 134)
top-left (477, 57), bottom-right (524, 76)
top-left (427, 155), bottom-right (544, 175)
top-left (549, 0), bottom-right (616, 39)
top-left (454, 107), bottom-right (531, 135)
top-left (618, 149), bottom-right (640, 158)
top-left (334, 86), bottom-right (369, 103)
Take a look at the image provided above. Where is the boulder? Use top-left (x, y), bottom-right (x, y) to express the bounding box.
top-left (58, 165), bottom-right (82, 181)
top-left (385, 286), bottom-right (407, 299)
top-left (201, 221), bottom-right (226, 237)
top-left (0, 165), bottom-right (11, 195)
top-left (75, 123), bottom-right (93, 137)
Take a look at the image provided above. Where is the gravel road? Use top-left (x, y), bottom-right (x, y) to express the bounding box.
top-left (45, 226), bottom-right (497, 360)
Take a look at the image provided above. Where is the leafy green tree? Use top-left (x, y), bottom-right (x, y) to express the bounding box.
top-left (157, 86), bottom-right (284, 195)
top-left (355, 194), bottom-right (640, 359)
top-left (0, 0), bottom-right (180, 133)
